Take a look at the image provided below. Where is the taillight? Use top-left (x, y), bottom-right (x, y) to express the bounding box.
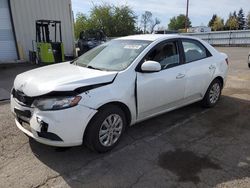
top-left (225, 58), bottom-right (229, 65)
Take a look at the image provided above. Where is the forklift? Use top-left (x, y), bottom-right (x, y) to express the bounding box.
top-left (31, 20), bottom-right (65, 64)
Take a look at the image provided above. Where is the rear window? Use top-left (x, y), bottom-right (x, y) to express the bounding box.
top-left (182, 39), bottom-right (211, 63)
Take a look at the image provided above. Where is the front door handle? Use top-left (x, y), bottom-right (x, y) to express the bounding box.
top-left (176, 73), bottom-right (185, 79)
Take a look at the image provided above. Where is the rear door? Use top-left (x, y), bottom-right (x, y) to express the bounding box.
top-left (181, 39), bottom-right (215, 101)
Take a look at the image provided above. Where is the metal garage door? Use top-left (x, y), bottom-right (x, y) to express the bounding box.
top-left (0, 0), bottom-right (17, 62)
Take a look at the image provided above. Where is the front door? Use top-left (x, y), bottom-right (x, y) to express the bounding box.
top-left (136, 40), bottom-right (186, 120)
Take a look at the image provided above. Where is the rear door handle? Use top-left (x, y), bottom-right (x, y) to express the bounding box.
top-left (176, 73), bottom-right (185, 79)
top-left (209, 65), bottom-right (216, 70)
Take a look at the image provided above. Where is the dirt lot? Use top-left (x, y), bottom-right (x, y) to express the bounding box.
top-left (0, 47), bottom-right (250, 188)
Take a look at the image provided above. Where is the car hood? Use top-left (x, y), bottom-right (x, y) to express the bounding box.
top-left (14, 62), bottom-right (117, 97)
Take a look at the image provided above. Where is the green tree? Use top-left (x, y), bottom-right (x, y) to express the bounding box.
top-left (74, 13), bottom-right (89, 39)
top-left (225, 13), bottom-right (239, 30)
top-left (74, 3), bottom-right (137, 38)
top-left (233, 11), bottom-right (237, 18)
top-left (168, 14), bottom-right (191, 31)
top-left (208, 14), bottom-right (217, 29)
top-left (113, 5), bottom-right (137, 36)
top-left (246, 12), bottom-right (250, 29)
top-left (212, 17), bottom-right (224, 31)
top-left (89, 4), bottom-right (114, 36)
top-left (237, 8), bottom-right (245, 30)
top-left (90, 4), bottom-right (137, 37)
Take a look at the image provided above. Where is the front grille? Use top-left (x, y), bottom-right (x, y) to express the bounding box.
top-left (12, 89), bottom-right (35, 106)
top-left (14, 108), bottom-right (31, 118)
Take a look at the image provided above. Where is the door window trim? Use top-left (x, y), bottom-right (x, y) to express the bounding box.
top-left (181, 38), bottom-right (212, 64)
top-left (136, 38), bottom-right (184, 72)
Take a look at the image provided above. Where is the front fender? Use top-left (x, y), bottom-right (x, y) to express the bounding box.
top-left (79, 72), bottom-right (137, 125)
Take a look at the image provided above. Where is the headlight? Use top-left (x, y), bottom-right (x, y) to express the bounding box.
top-left (33, 96), bottom-right (82, 111)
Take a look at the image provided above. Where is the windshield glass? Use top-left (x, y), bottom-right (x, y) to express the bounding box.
top-left (74, 39), bottom-right (151, 71)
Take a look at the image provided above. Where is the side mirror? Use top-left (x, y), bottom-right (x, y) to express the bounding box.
top-left (141, 61), bottom-right (161, 72)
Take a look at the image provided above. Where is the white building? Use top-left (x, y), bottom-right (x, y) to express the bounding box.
top-left (0, 0), bottom-right (75, 63)
top-left (188, 26), bottom-right (211, 33)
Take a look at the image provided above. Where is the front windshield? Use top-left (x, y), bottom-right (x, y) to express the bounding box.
top-left (74, 39), bottom-right (151, 71)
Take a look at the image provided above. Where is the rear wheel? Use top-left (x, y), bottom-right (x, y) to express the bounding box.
top-left (202, 79), bottom-right (222, 107)
top-left (84, 105), bottom-right (126, 153)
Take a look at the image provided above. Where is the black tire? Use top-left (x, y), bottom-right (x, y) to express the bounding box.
top-left (201, 79), bottom-right (222, 108)
top-left (248, 56), bottom-right (250, 68)
top-left (84, 104), bottom-right (126, 153)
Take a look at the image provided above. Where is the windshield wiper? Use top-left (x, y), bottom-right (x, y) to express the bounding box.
top-left (87, 65), bottom-right (102, 70)
top-left (71, 59), bottom-right (79, 66)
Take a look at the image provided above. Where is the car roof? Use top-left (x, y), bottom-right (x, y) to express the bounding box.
top-left (116, 34), bottom-right (181, 42)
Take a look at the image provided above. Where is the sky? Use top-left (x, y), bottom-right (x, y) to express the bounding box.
top-left (71, 0), bottom-right (250, 29)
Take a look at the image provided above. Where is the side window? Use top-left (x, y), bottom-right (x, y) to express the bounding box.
top-left (145, 41), bottom-right (180, 70)
top-left (182, 40), bottom-right (210, 63)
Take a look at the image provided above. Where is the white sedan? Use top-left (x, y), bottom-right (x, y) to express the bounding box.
top-left (11, 34), bottom-right (228, 152)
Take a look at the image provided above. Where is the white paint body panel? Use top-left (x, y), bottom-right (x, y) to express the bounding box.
top-left (11, 95), bottom-right (97, 146)
top-left (14, 62), bottom-right (117, 96)
top-left (11, 34), bottom-right (228, 147)
top-left (137, 65), bottom-right (186, 120)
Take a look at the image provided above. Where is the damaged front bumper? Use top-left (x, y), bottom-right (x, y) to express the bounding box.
top-left (11, 94), bottom-right (97, 147)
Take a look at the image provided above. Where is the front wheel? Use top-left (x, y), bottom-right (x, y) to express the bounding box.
top-left (84, 105), bottom-right (126, 153)
top-left (202, 79), bottom-right (222, 107)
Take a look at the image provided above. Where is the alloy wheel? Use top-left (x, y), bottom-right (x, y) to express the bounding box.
top-left (209, 83), bottom-right (221, 104)
top-left (99, 114), bottom-right (123, 147)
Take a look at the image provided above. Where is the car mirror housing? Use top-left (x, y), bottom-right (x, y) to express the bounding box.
top-left (141, 61), bottom-right (161, 73)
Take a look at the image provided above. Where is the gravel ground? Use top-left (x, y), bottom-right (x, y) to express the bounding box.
top-left (0, 47), bottom-right (250, 188)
